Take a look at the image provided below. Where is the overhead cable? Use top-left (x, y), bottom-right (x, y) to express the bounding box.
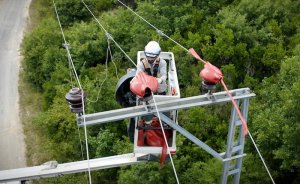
top-left (53, 1), bottom-right (92, 184)
top-left (119, 1), bottom-right (275, 183)
top-left (151, 92), bottom-right (180, 184)
top-left (82, 1), bottom-right (180, 183)
top-left (248, 132), bottom-right (276, 184)
top-left (81, 0), bottom-right (136, 67)
top-left (117, 0), bottom-right (188, 52)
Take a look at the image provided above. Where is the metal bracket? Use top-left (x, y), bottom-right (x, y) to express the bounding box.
top-left (41, 161), bottom-right (58, 170)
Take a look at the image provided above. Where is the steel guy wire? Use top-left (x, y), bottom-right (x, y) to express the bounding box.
top-left (81, 0), bottom-right (136, 67)
top-left (151, 92), bottom-right (180, 184)
top-left (53, 1), bottom-right (92, 183)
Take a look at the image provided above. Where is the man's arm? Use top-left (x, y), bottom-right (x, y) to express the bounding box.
top-left (136, 60), bottom-right (144, 74)
top-left (158, 59), bottom-right (167, 83)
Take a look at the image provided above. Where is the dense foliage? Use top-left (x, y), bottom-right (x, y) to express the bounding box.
top-left (22, 0), bottom-right (300, 183)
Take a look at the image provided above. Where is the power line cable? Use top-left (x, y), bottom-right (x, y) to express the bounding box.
top-left (221, 80), bottom-right (275, 183)
top-left (248, 131), bottom-right (276, 184)
top-left (117, 0), bottom-right (188, 52)
top-left (53, 1), bottom-right (92, 183)
top-left (118, 1), bottom-right (276, 183)
top-left (81, 1), bottom-right (180, 182)
top-left (87, 39), bottom-right (119, 103)
top-left (81, 0), bottom-right (136, 67)
top-left (151, 92), bottom-right (180, 184)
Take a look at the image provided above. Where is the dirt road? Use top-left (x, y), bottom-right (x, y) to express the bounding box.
top-left (0, 0), bottom-right (31, 170)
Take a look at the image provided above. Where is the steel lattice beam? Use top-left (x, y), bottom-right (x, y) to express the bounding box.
top-left (0, 88), bottom-right (255, 183)
top-left (78, 88), bottom-right (255, 126)
top-left (0, 153), bottom-right (147, 182)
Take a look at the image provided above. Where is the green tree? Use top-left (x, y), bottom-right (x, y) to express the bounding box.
top-left (22, 18), bottom-right (64, 90)
top-left (53, 0), bottom-right (114, 27)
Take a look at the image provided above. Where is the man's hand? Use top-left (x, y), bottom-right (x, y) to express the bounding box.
top-left (157, 78), bottom-right (162, 84)
top-left (142, 59), bottom-right (150, 69)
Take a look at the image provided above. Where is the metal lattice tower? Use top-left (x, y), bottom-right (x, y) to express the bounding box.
top-left (221, 98), bottom-right (249, 183)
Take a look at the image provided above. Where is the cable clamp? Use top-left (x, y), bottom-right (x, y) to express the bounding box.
top-left (63, 43), bottom-right (70, 49)
top-left (156, 30), bottom-right (165, 37)
top-left (105, 32), bottom-right (113, 40)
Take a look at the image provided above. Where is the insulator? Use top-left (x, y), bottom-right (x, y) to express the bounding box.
top-left (65, 88), bottom-right (86, 114)
top-left (201, 80), bottom-right (217, 95)
top-left (202, 80), bottom-right (216, 90)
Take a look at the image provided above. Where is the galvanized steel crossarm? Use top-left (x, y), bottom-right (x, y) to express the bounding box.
top-left (78, 88), bottom-right (255, 126)
top-left (0, 153), bottom-right (147, 182)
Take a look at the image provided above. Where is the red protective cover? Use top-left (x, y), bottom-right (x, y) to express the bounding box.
top-left (145, 117), bottom-right (169, 166)
top-left (137, 120), bottom-right (145, 146)
top-left (130, 72), bottom-right (158, 98)
top-left (200, 63), bottom-right (223, 83)
top-left (137, 129), bottom-right (145, 146)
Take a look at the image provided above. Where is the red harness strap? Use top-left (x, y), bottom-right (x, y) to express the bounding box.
top-left (146, 117), bottom-right (170, 166)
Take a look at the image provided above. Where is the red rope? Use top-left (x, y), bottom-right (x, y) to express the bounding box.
top-left (221, 79), bottom-right (248, 136)
top-left (189, 48), bottom-right (248, 137)
top-left (188, 48), bottom-right (207, 64)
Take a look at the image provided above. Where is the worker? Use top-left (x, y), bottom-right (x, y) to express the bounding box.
top-left (136, 41), bottom-right (167, 95)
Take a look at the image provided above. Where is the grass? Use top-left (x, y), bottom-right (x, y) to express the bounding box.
top-left (19, 0), bottom-right (52, 166)
top-left (27, 0), bottom-right (52, 31)
top-left (19, 68), bottom-right (46, 166)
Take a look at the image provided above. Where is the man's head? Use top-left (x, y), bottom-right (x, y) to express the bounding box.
top-left (144, 41), bottom-right (161, 64)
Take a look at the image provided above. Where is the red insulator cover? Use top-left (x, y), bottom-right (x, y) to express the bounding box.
top-left (130, 72), bottom-right (158, 98)
top-left (200, 63), bottom-right (223, 84)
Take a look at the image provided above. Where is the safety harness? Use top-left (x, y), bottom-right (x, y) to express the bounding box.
top-left (142, 58), bottom-right (160, 77)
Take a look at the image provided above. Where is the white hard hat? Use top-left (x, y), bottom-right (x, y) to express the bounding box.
top-left (144, 41), bottom-right (161, 57)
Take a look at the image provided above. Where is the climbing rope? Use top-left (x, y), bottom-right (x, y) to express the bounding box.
top-left (53, 1), bottom-right (92, 184)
